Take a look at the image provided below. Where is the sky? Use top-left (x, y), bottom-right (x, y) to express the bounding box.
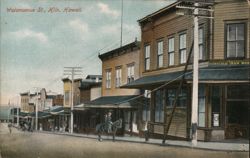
top-left (0, 0), bottom-right (176, 106)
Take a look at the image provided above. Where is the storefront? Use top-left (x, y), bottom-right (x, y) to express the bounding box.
top-left (123, 65), bottom-right (250, 141)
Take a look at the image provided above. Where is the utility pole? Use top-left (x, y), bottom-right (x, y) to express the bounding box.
top-left (64, 67), bottom-right (82, 134)
top-left (120, 0), bottom-right (123, 47)
top-left (176, 0), bottom-right (213, 146)
top-left (191, 2), bottom-right (199, 146)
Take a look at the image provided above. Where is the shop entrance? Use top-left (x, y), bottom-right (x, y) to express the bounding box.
top-left (225, 85), bottom-right (249, 139)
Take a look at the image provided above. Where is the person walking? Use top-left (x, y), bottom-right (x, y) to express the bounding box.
top-left (107, 112), bottom-right (113, 133)
top-left (8, 122), bottom-right (12, 134)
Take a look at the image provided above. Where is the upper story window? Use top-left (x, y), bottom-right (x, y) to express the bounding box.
top-left (115, 67), bottom-right (122, 88)
top-left (106, 69), bottom-right (111, 89)
top-left (145, 45), bottom-right (150, 71)
top-left (179, 33), bottom-right (187, 64)
top-left (226, 23), bottom-right (245, 58)
top-left (65, 91), bottom-right (70, 105)
top-left (127, 64), bottom-right (135, 83)
top-left (168, 37), bottom-right (175, 66)
top-left (157, 40), bottom-right (163, 68)
top-left (199, 27), bottom-right (205, 60)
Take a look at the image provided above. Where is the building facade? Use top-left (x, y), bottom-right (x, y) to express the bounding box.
top-left (84, 41), bottom-right (142, 135)
top-left (124, 0), bottom-right (249, 141)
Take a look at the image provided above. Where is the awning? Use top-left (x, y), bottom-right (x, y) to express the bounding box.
top-left (30, 111), bottom-right (51, 118)
top-left (122, 65), bottom-right (250, 89)
top-left (84, 95), bottom-right (139, 109)
top-left (49, 106), bottom-right (64, 115)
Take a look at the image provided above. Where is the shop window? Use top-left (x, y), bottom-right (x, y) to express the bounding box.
top-left (211, 86), bottom-right (221, 127)
top-left (155, 90), bottom-right (164, 123)
top-left (166, 88), bottom-right (187, 107)
top-left (143, 100), bottom-right (150, 121)
top-left (198, 85), bottom-right (206, 127)
top-left (226, 85), bottom-right (249, 126)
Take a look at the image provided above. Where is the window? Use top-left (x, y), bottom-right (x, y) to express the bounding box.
top-left (168, 37), bottom-right (175, 66)
top-left (211, 86), bottom-right (221, 127)
top-left (65, 91), bottom-right (70, 105)
top-left (142, 99), bottom-right (150, 121)
top-left (226, 23), bottom-right (245, 58)
top-left (127, 64), bottom-right (135, 83)
top-left (145, 45), bottom-right (150, 71)
top-left (106, 70), bottom-right (111, 89)
top-left (179, 33), bottom-right (187, 64)
top-left (157, 41), bottom-right (163, 68)
top-left (167, 88), bottom-right (187, 107)
top-left (115, 67), bottom-right (122, 87)
top-left (155, 90), bottom-right (164, 123)
top-left (199, 27), bottom-right (205, 60)
top-left (198, 85), bottom-right (206, 127)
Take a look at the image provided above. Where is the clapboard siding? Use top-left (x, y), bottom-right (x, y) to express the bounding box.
top-left (213, 0), bottom-right (250, 59)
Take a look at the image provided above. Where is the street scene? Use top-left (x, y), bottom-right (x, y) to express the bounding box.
top-left (0, 0), bottom-right (250, 158)
top-left (0, 123), bottom-right (249, 158)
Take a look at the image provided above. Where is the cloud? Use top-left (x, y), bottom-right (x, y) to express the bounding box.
top-left (97, 2), bottom-right (120, 19)
top-left (11, 29), bottom-right (48, 43)
top-left (69, 18), bottom-right (89, 35)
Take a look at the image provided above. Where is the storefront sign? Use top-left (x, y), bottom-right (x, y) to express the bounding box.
top-left (210, 60), bottom-right (250, 65)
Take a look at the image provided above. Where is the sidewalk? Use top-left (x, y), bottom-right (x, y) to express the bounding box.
top-left (37, 130), bottom-right (249, 152)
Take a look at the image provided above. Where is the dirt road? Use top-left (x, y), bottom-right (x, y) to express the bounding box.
top-left (0, 123), bottom-right (248, 158)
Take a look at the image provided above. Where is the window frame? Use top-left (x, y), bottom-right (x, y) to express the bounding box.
top-left (154, 90), bottom-right (164, 123)
top-left (105, 69), bottom-right (112, 89)
top-left (144, 44), bottom-right (150, 71)
top-left (157, 40), bottom-right (164, 68)
top-left (179, 33), bottom-right (187, 64)
top-left (127, 63), bottom-right (135, 84)
top-left (168, 37), bottom-right (175, 66)
top-left (115, 66), bottom-right (122, 88)
top-left (198, 26), bottom-right (206, 61)
top-left (224, 21), bottom-right (246, 59)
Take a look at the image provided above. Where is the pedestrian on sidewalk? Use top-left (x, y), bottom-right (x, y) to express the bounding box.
top-left (8, 122), bottom-right (12, 134)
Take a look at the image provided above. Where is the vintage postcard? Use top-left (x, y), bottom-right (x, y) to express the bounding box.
top-left (0, 0), bottom-right (249, 158)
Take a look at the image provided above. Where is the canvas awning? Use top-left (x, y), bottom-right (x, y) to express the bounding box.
top-left (84, 95), bottom-right (138, 109)
top-left (121, 65), bottom-right (249, 89)
top-left (30, 111), bottom-right (51, 118)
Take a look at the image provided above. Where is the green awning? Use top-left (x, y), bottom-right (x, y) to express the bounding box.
top-left (122, 65), bottom-right (249, 89)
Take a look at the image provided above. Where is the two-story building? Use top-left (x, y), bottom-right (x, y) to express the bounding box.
top-left (73, 75), bottom-right (102, 133)
top-left (84, 40), bottom-right (143, 135)
top-left (124, 0), bottom-right (249, 141)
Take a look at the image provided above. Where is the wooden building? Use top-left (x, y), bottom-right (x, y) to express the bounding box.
top-left (123, 0), bottom-right (249, 141)
top-left (84, 40), bottom-right (143, 135)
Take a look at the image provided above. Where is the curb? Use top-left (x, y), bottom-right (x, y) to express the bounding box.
top-left (35, 131), bottom-right (249, 152)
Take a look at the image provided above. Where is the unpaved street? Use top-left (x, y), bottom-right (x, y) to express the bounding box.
top-left (0, 123), bottom-right (248, 158)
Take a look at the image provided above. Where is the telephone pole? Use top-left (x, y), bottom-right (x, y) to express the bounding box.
top-left (176, 0), bottom-right (213, 146)
top-left (64, 67), bottom-right (82, 134)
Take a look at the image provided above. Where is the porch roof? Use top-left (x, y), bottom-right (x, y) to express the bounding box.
top-left (84, 95), bottom-right (138, 109)
top-left (121, 65), bottom-right (250, 89)
top-left (30, 111), bottom-right (51, 118)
